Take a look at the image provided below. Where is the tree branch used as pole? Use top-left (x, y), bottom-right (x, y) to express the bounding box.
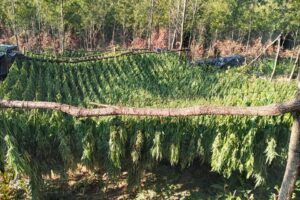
top-left (0, 99), bottom-right (300, 118)
top-left (289, 49), bottom-right (300, 81)
top-left (279, 55), bottom-right (300, 200)
top-left (270, 37), bottom-right (281, 81)
top-left (278, 113), bottom-right (300, 200)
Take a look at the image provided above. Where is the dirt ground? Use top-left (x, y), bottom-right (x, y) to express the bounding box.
top-left (42, 164), bottom-right (228, 200)
top-left (1, 163), bottom-right (287, 200)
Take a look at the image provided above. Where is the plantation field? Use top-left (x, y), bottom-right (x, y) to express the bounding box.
top-left (2, 53), bottom-right (296, 106)
top-left (0, 52), bottom-right (299, 199)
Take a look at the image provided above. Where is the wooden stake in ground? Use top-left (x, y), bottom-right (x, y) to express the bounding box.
top-left (289, 49), bottom-right (300, 81)
top-left (278, 113), bottom-right (300, 200)
top-left (278, 62), bottom-right (300, 200)
top-left (270, 37), bottom-right (281, 81)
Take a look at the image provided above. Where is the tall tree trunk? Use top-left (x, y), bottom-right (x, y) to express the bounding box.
top-left (11, 0), bottom-right (19, 47)
top-left (92, 24), bottom-right (95, 50)
top-left (245, 23), bottom-right (252, 54)
top-left (148, 0), bottom-right (154, 49)
top-left (36, 1), bottom-right (42, 52)
top-left (50, 26), bottom-right (56, 54)
top-left (179, 0), bottom-right (187, 50)
top-left (84, 30), bottom-right (88, 50)
top-left (170, 0), bottom-right (180, 49)
top-left (112, 20), bottom-right (116, 46)
top-left (168, 2), bottom-right (172, 50)
top-left (189, 0), bottom-right (198, 48)
top-left (31, 19), bottom-right (35, 51)
top-left (89, 25), bottom-right (93, 49)
top-left (202, 24), bottom-right (211, 57)
top-left (122, 18), bottom-right (126, 47)
top-left (60, 0), bottom-right (65, 53)
top-left (171, 28), bottom-right (177, 50)
top-left (293, 30), bottom-right (298, 49)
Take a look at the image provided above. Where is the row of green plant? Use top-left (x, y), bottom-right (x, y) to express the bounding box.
top-left (2, 54), bottom-right (296, 106)
top-left (0, 52), bottom-right (298, 199)
top-left (24, 49), bottom-right (126, 62)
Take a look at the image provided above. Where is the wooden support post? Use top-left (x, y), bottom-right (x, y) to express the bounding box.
top-left (278, 113), bottom-right (300, 200)
top-left (289, 49), bottom-right (300, 81)
top-left (279, 61), bottom-right (300, 200)
top-left (270, 37), bottom-right (281, 81)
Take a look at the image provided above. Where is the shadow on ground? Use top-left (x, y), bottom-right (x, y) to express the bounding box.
top-left (39, 164), bottom-right (287, 200)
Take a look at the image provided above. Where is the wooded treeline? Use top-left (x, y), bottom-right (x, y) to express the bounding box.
top-left (0, 0), bottom-right (299, 52)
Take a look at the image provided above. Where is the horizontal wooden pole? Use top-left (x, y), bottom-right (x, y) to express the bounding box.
top-left (0, 99), bottom-right (299, 117)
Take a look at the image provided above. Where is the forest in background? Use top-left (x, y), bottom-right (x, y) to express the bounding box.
top-left (0, 0), bottom-right (299, 56)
